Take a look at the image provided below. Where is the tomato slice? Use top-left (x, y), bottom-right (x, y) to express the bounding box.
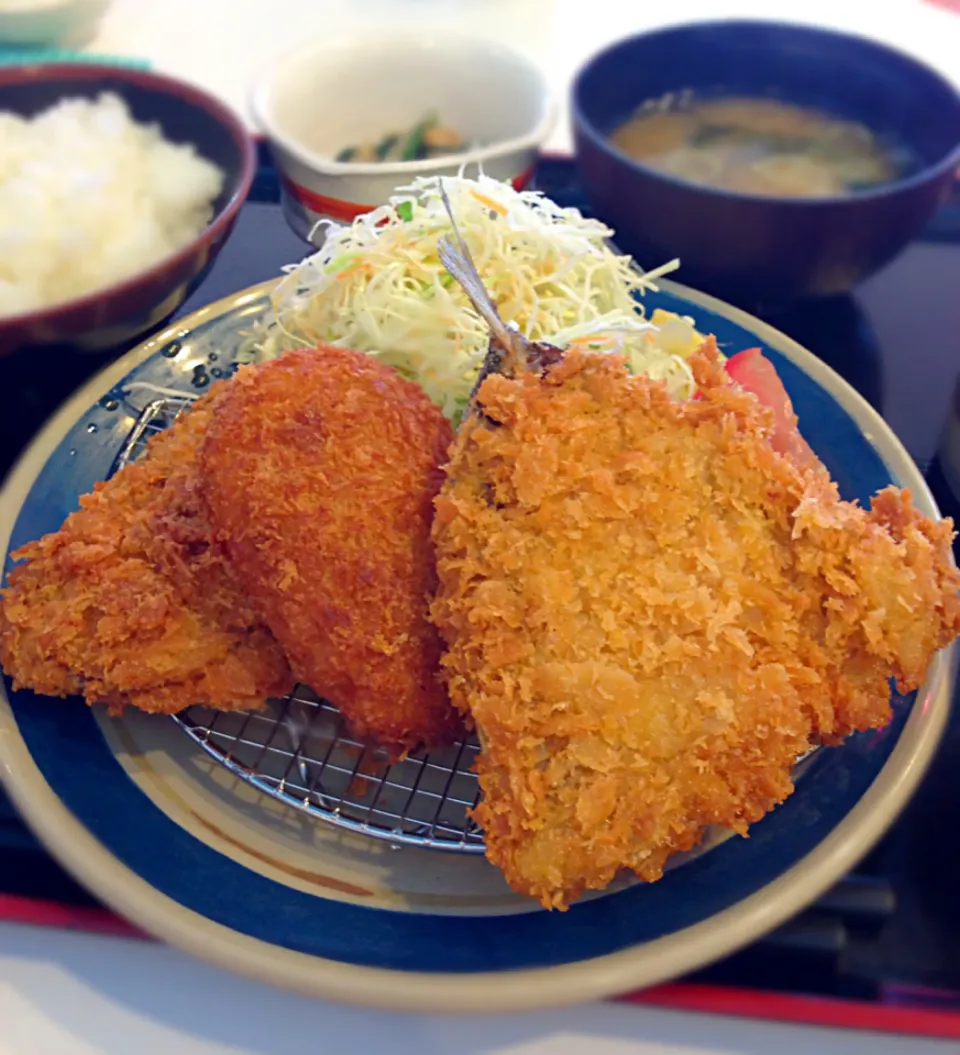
top-left (724, 348), bottom-right (820, 470)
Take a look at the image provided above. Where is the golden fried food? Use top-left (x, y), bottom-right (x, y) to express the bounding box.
top-left (0, 393), bottom-right (293, 715)
top-left (431, 341), bottom-right (960, 910)
top-left (201, 345), bottom-right (461, 757)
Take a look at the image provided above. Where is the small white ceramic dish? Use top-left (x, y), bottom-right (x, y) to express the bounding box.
top-left (250, 29), bottom-right (556, 240)
top-left (0, 0), bottom-right (109, 46)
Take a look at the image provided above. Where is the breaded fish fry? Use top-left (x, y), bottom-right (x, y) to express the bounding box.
top-left (433, 344), bottom-right (960, 909)
top-left (430, 196), bottom-right (960, 910)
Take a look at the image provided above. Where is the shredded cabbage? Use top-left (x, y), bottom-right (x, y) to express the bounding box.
top-left (255, 174), bottom-right (704, 419)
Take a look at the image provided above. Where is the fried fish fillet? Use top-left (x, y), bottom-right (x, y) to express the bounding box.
top-left (201, 345), bottom-right (462, 757)
top-left (0, 393), bottom-right (293, 714)
top-left (430, 335), bottom-right (960, 910)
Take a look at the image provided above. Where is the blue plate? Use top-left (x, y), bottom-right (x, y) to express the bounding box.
top-left (0, 279), bottom-right (953, 1011)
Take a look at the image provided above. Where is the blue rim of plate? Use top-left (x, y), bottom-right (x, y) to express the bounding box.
top-left (0, 278), bottom-right (953, 1009)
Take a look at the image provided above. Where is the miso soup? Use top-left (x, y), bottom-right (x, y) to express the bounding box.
top-left (609, 96), bottom-right (906, 198)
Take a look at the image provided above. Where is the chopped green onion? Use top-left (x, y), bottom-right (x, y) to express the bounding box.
top-left (396, 201), bottom-right (414, 222)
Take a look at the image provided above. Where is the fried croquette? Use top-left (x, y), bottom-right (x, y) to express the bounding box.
top-left (201, 345), bottom-right (461, 757)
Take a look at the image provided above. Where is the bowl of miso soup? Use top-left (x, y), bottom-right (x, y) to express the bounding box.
top-left (572, 20), bottom-right (960, 303)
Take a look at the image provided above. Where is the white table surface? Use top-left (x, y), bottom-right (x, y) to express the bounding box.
top-left (5, 2), bottom-right (960, 1051)
top-left (1, 922), bottom-right (956, 1055)
top-left (84, 0), bottom-right (960, 154)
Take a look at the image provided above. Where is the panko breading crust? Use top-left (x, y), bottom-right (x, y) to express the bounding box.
top-left (431, 342), bottom-right (960, 909)
top-left (201, 346), bottom-right (462, 757)
top-left (0, 393), bottom-right (293, 714)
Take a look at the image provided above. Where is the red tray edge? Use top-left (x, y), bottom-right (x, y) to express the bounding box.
top-left (619, 982), bottom-right (960, 1040)
top-left (2, 893), bottom-right (959, 1037)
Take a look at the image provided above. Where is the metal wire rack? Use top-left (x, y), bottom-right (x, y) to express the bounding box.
top-left (116, 394), bottom-right (485, 853)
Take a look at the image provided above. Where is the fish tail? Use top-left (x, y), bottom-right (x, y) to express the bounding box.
top-left (437, 180), bottom-right (529, 372)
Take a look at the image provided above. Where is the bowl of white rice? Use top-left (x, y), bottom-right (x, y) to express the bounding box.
top-left (0, 64), bottom-right (256, 354)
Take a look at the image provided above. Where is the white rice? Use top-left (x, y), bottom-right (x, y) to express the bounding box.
top-left (0, 91), bottom-right (225, 318)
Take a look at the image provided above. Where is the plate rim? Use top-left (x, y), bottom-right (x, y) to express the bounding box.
top-left (0, 277), bottom-right (953, 1011)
